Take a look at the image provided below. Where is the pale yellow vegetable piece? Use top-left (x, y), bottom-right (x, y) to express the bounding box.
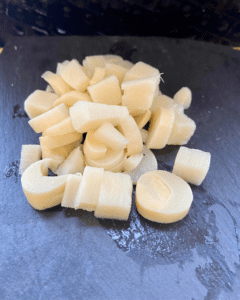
top-left (69, 101), bottom-right (129, 133)
top-left (109, 152), bottom-right (127, 173)
top-left (52, 91), bottom-right (91, 108)
top-left (94, 171), bottom-right (133, 221)
top-left (167, 112), bottom-right (196, 145)
top-left (61, 173), bottom-right (82, 208)
top-left (83, 55), bottom-right (105, 78)
top-left (40, 132), bottom-right (82, 149)
top-left (19, 145), bottom-right (41, 175)
top-left (45, 85), bottom-right (54, 93)
top-left (105, 63), bottom-right (128, 85)
top-left (42, 116), bottom-right (75, 137)
top-left (140, 129), bottom-right (149, 144)
top-left (174, 87), bottom-right (192, 109)
top-left (59, 59), bottom-right (90, 92)
top-left (83, 131), bottom-right (107, 159)
top-left (122, 76), bottom-right (160, 110)
top-left (136, 170), bottom-right (193, 223)
top-left (41, 71), bottom-right (72, 96)
top-left (134, 109), bottom-right (151, 129)
top-left (87, 75), bottom-right (122, 105)
top-left (41, 141), bottom-right (80, 162)
top-left (117, 115), bottom-right (143, 156)
top-left (85, 148), bottom-right (125, 171)
top-left (24, 90), bottom-right (58, 119)
top-left (28, 103), bottom-right (69, 133)
top-left (146, 107), bottom-right (175, 149)
top-left (123, 61), bottom-right (160, 82)
top-left (89, 67), bottom-right (106, 85)
top-left (172, 146), bottom-right (211, 186)
top-left (103, 54), bottom-right (123, 64)
top-left (21, 158), bottom-right (68, 210)
top-left (116, 60), bottom-right (134, 69)
top-left (54, 147), bottom-right (85, 176)
top-left (128, 109), bottom-right (145, 117)
top-left (151, 94), bottom-right (184, 114)
top-left (75, 166), bottom-right (104, 211)
top-left (123, 152), bottom-right (143, 172)
top-left (93, 122), bottom-right (128, 150)
top-left (56, 60), bottom-right (69, 75)
top-left (125, 145), bottom-right (157, 185)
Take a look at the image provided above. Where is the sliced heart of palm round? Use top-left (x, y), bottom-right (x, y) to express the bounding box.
top-left (136, 170), bottom-right (193, 223)
top-left (21, 158), bottom-right (68, 210)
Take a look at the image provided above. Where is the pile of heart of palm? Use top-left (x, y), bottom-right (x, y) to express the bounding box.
top-left (20, 54), bottom-right (211, 224)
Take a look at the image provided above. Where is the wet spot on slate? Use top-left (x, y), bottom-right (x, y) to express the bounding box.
top-left (109, 41), bottom-right (137, 60)
top-left (99, 186), bottom-right (238, 298)
top-left (13, 105), bottom-right (28, 119)
top-left (4, 160), bottom-right (20, 181)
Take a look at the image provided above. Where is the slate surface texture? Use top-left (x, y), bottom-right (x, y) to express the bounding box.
top-left (0, 36), bottom-right (239, 300)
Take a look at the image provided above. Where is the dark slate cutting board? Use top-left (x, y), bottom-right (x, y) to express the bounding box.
top-left (0, 36), bottom-right (240, 300)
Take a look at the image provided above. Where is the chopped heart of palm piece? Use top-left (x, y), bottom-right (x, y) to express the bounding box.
top-left (41, 71), bottom-right (72, 96)
top-left (24, 90), bottom-right (58, 119)
top-left (87, 75), bottom-right (122, 105)
top-left (123, 152), bottom-right (143, 172)
top-left (123, 61), bottom-right (160, 82)
top-left (83, 131), bottom-right (107, 159)
top-left (61, 173), bottom-right (82, 208)
top-left (93, 122), bottom-right (128, 150)
top-left (146, 107), bottom-right (175, 149)
top-left (52, 90), bottom-right (91, 108)
top-left (174, 87), bottom-right (192, 109)
top-left (134, 109), bottom-right (151, 129)
top-left (89, 67), bottom-right (106, 85)
top-left (136, 170), bottom-right (193, 223)
top-left (19, 145), bottom-right (42, 175)
top-left (172, 146), bottom-right (211, 186)
top-left (75, 166), bottom-right (104, 211)
top-left (94, 171), bottom-right (133, 220)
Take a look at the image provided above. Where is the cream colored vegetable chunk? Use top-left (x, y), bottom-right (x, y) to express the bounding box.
top-left (40, 132), bottom-right (82, 149)
top-left (123, 61), bottom-right (160, 82)
top-left (128, 109), bottom-right (145, 117)
top-left (146, 107), bottom-right (175, 149)
top-left (105, 63), bottom-right (128, 85)
top-left (83, 131), bottom-right (107, 159)
top-left (125, 145), bottom-right (158, 185)
top-left (41, 71), bottom-right (72, 96)
top-left (24, 90), bottom-right (58, 119)
top-left (116, 115), bottom-right (143, 156)
top-left (136, 170), bottom-right (193, 223)
top-left (59, 59), bottom-right (90, 92)
top-left (167, 112), bottom-right (196, 145)
top-left (116, 60), bottom-right (134, 69)
top-left (28, 103), bottom-right (69, 133)
top-left (174, 87), bottom-right (192, 109)
top-left (83, 55), bottom-right (105, 78)
top-left (172, 146), bottom-right (211, 185)
top-left (151, 94), bottom-right (184, 114)
top-left (123, 152), bottom-right (143, 172)
top-left (87, 75), bottom-right (122, 105)
top-left (54, 146), bottom-right (85, 176)
top-left (41, 141), bottom-right (80, 163)
top-left (19, 145), bottom-right (42, 175)
top-left (56, 60), bottom-right (69, 75)
top-left (94, 171), bottom-right (133, 221)
top-left (103, 54), bottom-right (123, 64)
top-left (21, 159), bottom-right (68, 210)
top-left (52, 91), bottom-right (91, 108)
top-left (93, 122), bottom-right (128, 150)
top-left (109, 152), bottom-right (127, 173)
top-left (134, 109), bottom-right (151, 129)
top-left (75, 166), bottom-right (104, 211)
top-left (42, 116), bottom-right (75, 137)
top-left (61, 174), bottom-right (82, 208)
top-left (89, 67), bottom-right (106, 85)
top-left (69, 101), bottom-right (129, 133)
top-left (45, 85), bottom-right (54, 93)
top-left (85, 148), bottom-right (125, 171)
top-left (122, 76), bottom-right (160, 110)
